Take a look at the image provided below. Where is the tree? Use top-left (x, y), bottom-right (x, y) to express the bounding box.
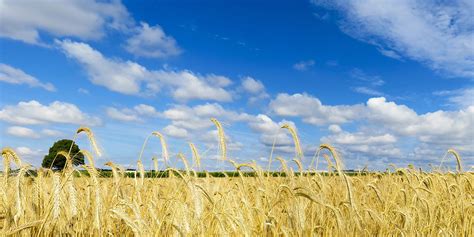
top-left (42, 139), bottom-right (85, 170)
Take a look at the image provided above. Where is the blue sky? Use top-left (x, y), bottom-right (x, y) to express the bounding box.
top-left (0, 0), bottom-right (473, 171)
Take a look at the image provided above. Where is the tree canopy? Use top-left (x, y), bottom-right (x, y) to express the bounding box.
top-left (42, 139), bottom-right (84, 170)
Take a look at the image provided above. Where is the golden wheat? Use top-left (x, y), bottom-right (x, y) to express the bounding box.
top-left (76, 127), bottom-right (101, 157)
top-left (281, 124), bottom-right (303, 159)
top-left (0, 127), bottom-right (471, 236)
top-left (151, 131), bottom-right (169, 163)
top-left (210, 118), bottom-right (226, 160)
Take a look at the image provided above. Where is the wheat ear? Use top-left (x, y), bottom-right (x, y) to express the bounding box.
top-left (76, 127), bottom-right (101, 157)
top-left (211, 118), bottom-right (226, 161)
top-left (281, 124), bottom-right (303, 159)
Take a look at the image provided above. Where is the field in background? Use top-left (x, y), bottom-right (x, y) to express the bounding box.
top-left (1, 125), bottom-right (473, 236)
top-left (1, 166), bottom-right (472, 236)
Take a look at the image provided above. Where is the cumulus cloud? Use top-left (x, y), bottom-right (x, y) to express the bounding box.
top-left (162, 103), bottom-right (252, 133)
top-left (15, 146), bottom-right (44, 163)
top-left (6, 126), bottom-right (65, 139)
top-left (163, 125), bottom-right (188, 139)
top-left (0, 63), bottom-right (55, 91)
top-left (270, 93), bottom-right (366, 125)
top-left (240, 76), bottom-right (269, 103)
top-left (57, 39), bottom-right (233, 101)
top-left (58, 39), bottom-right (148, 94)
top-left (0, 100), bottom-right (101, 125)
top-left (328, 124), bottom-right (342, 133)
top-left (106, 107), bottom-right (141, 122)
top-left (248, 114), bottom-right (294, 149)
top-left (366, 97), bottom-right (474, 147)
top-left (41, 129), bottom-right (64, 137)
top-left (156, 71), bottom-right (233, 102)
top-left (106, 104), bottom-right (159, 122)
top-left (321, 129), bottom-right (401, 158)
top-left (269, 93), bottom-right (473, 163)
top-left (6, 126), bottom-right (40, 138)
top-left (293, 60), bottom-right (315, 71)
top-left (125, 22), bottom-right (181, 58)
top-left (152, 102), bottom-right (256, 154)
top-left (199, 129), bottom-right (244, 153)
top-left (0, 0), bottom-right (132, 44)
top-left (313, 0), bottom-right (474, 78)
top-left (241, 77), bottom-right (265, 94)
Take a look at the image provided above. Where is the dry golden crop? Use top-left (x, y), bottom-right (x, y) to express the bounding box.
top-left (1, 123), bottom-right (473, 236)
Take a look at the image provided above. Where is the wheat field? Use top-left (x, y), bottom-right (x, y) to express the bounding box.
top-left (1, 123), bottom-right (473, 236)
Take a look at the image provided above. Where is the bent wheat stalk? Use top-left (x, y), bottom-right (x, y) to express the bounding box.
top-left (189, 143), bottom-right (201, 170)
top-left (2, 147), bottom-right (23, 183)
top-left (439, 148), bottom-right (463, 173)
top-left (211, 118), bottom-right (227, 161)
top-left (151, 131), bottom-right (169, 164)
top-left (281, 124), bottom-right (303, 160)
top-left (76, 127), bottom-right (101, 157)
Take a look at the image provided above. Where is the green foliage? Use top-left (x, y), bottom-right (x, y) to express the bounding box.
top-left (42, 139), bottom-right (84, 170)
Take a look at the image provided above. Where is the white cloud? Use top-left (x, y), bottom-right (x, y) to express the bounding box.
top-left (366, 97), bottom-right (474, 145)
top-left (41, 129), bottom-right (64, 137)
top-left (321, 129), bottom-right (401, 158)
top-left (434, 87), bottom-right (474, 108)
top-left (6, 126), bottom-right (65, 139)
top-left (6, 126), bottom-right (40, 138)
top-left (269, 93), bottom-right (366, 125)
top-left (328, 124), bottom-right (342, 133)
top-left (0, 63), bottom-right (55, 91)
top-left (324, 131), bottom-right (397, 145)
top-left (58, 39), bottom-right (148, 94)
top-left (240, 76), bottom-right (269, 103)
top-left (0, 0), bottom-right (132, 44)
top-left (248, 114), bottom-right (294, 148)
top-left (106, 104), bottom-right (159, 122)
top-left (125, 22), bottom-right (181, 58)
top-left (200, 129), bottom-right (244, 152)
top-left (106, 107), bottom-right (141, 122)
top-left (57, 39), bottom-right (233, 101)
top-left (271, 93), bottom-right (474, 162)
top-left (163, 125), bottom-right (188, 138)
top-left (15, 146), bottom-right (44, 162)
top-left (241, 77), bottom-right (265, 94)
top-left (156, 70), bottom-right (233, 102)
top-left (293, 60), bottom-right (315, 71)
top-left (313, 0), bottom-right (474, 78)
top-left (0, 100), bottom-right (101, 125)
top-left (133, 104), bottom-right (160, 117)
top-left (162, 103), bottom-right (252, 132)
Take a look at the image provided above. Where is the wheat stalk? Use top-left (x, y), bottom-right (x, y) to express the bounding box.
top-left (79, 149), bottom-right (96, 169)
top-left (177, 153), bottom-right (191, 176)
top-left (2, 147), bottom-right (23, 182)
top-left (281, 124), bottom-right (303, 160)
top-left (52, 172), bottom-right (61, 220)
top-left (151, 131), bottom-right (169, 164)
top-left (57, 151), bottom-right (77, 218)
top-left (211, 118), bottom-right (226, 161)
top-left (76, 127), bottom-right (101, 157)
top-left (189, 143), bottom-right (201, 170)
top-left (439, 148), bottom-right (463, 173)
